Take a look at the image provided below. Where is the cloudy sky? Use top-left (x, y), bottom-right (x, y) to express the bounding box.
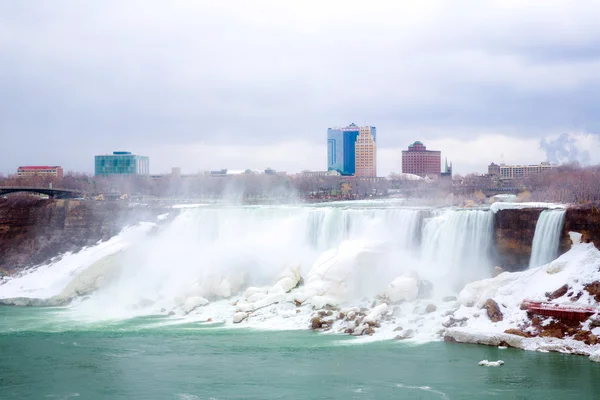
top-left (1, 0), bottom-right (600, 176)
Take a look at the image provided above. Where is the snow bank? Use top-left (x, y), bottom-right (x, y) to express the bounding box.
top-left (446, 239), bottom-right (600, 362)
top-left (490, 202), bottom-right (566, 213)
top-left (0, 223), bottom-right (154, 300)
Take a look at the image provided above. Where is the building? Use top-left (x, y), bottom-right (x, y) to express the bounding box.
top-left (300, 170), bottom-right (341, 178)
top-left (17, 166), bottom-right (64, 180)
top-left (401, 141), bottom-right (441, 178)
top-left (355, 126), bottom-right (377, 177)
top-left (441, 158), bottom-right (453, 180)
top-left (94, 151), bottom-right (149, 176)
top-left (327, 123), bottom-right (377, 176)
top-left (488, 161), bottom-right (555, 180)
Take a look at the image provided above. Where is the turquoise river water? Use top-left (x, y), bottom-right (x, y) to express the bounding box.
top-left (1, 307), bottom-right (599, 400)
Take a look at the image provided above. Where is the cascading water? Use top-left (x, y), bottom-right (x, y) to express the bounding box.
top-left (420, 209), bottom-right (494, 290)
top-left (529, 209), bottom-right (567, 268)
top-left (0, 203), bottom-right (496, 324)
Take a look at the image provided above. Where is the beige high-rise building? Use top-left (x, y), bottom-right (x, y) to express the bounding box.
top-left (355, 126), bottom-right (377, 177)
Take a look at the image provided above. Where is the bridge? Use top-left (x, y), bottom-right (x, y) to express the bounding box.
top-left (0, 187), bottom-right (83, 199)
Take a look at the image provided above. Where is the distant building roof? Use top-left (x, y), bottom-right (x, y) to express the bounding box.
top-left (18, 166), bottom-right (62, 170)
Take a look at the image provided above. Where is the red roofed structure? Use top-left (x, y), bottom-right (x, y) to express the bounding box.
top-left (17, 166), bottom-right (63, 180)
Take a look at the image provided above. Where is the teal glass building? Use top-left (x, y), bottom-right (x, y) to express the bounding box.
top-left (94, 152), bottom-right (149, 176)
top-left (327, 124), bottom-right (376, 175)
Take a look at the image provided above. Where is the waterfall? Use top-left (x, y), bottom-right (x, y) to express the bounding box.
top-left (1, 203), bottom-right (496, 316)
top-left (529, 209), bottom-right (566, 268)
top-left (421, 209), bottom-right (494, 290)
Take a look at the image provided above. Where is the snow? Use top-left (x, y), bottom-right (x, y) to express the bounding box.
top-left (0, 223), bottom-right (155, 300)
top-left (447, 239), bottom-right (600, 362)
top-left (490, 202), bottom-right (566, 213)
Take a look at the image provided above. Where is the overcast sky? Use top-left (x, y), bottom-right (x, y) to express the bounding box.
top-left (1, 0), bottom-right (600, 176)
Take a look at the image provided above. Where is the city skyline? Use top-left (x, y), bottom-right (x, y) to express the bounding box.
top-left (1, 1), bottom-right (600, 176)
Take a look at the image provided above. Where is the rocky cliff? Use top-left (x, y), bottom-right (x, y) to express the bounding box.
top-left (495, 205), bottom-right (600, 272)
top-left (494, 208), bottom-right (544, 271)
top-left (0, 198), bottom-right (173, 275)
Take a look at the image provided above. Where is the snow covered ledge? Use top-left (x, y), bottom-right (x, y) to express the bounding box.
top-left (443, 231), bottom-right (600, 363)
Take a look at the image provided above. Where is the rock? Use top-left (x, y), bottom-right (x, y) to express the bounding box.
top-left (347, 311), bottom-right (357, 321)
top-left (442, 296), bottom-right (457, 302)
top-left (318, 310), bottom-right (328, 317)
top-left (364, 327), bottom-right (375, 336)
top-left (425, 304), bottom-right (437, 313)
top-left (233, 312), bottom-right (247, 324)
top-left (168, 311), bottom-right (176, 316)
top-left (546, 284), bottom-right (569, 300)
top-left (417, 280), bottom-right (433, 299)
top-left (338, 312), bottom-right (345, 320)
top-left (442, 317), bottom-right (468, 328)
top-left (584, 281), bottom-right (600, 302)
top-left (311, 317), bottom-right (322, 330)
top-left (482, 299), bottom-right (503, 322)
top-left (393, 326), bottom-right (403, 332)
top-left (294, 300), bottom-right (302, 307)
top-left (206, 318), bottom-right (213, 322)
top-left (504, 328), bottom-right (530, 338)
top-left (589, 318), bottom-right (600, 329)
top-left (160, 308), bottom-right (166, 313)
top-left (443, 335), bottom-right (458, 343)
top-left (182, 296), bottom-right (209, 314)
top-left (352, 324), bottom-right (367, 336)
top-left (395, 329), bottom-right (415, 340)
top-left (587, 334), bottom-right (598, 345)
top-left (344, 328), bottom-right (354, 334)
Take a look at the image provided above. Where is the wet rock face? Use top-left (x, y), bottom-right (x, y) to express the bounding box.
top-left (0, 198), bottom-right (174, 274)
top-left (562, 206), bottom-right (600, 252)
top-left (494, 208), bottom-right (543, 271)
top-left (482, 299), bottom-right (503, 322)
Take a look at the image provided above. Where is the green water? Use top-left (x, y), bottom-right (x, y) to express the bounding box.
top-left (1, 307), bottom-right (599, 399)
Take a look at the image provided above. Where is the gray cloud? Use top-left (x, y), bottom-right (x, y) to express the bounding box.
top-left (540, 133), bottom-right (591, 165)
top-left (1, 0), bottom-right (600, 173)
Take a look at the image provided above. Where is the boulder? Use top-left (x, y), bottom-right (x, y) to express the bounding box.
top-left (584, 281), bottom-right (600, 302)
top-left (425, 304), bottom-right (437, 313)
top-left (546, 284), bottom-right (569, 300)
top-left (233, 312), bottom-right (248, 324)
top-left (393, 326), bottom-right (403, 332)
top-left (311, 317), bottom-right (322, 330)
top-left (442, 296), bottom-right (457, 302)
top-left (182, 296), bottom-right (209, 314)
top-left (504, 328), bottom-right (530, 338)
top-left (482, 299), bottom-right (503, 322)
top-left (395, 329), bottom-right (415, 340)
top-left (442, 317), bottom-right (468, 328)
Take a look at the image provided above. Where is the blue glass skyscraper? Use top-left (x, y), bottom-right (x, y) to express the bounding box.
top-left (327, 123), bottom-right (376, 176)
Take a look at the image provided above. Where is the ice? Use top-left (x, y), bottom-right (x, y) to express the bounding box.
top-left (479, 360), bottom-right (504, 367)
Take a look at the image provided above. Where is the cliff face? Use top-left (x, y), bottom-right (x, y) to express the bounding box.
top-left (494, 206), bottom-right (600, 272)
top-left (494, 208), bottom-right (544, 271)
top-left (0, 198), bottom-right (172, 274)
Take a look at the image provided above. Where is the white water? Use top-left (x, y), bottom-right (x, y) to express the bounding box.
top-left (529, 209), bottom-right (566, 268)
top-left (1, 204), bottom-right (496, 328)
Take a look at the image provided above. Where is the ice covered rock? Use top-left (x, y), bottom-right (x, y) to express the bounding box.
top-left (182, 296), bottom-right (209, 314)
top-left (233, 312), bottom-right (248, 324)
top-left (570, 231), bottom-right (582, 246)
top-left (589, 349), bottom-right (600, 363)
top-left (395, 329), bottom-right (415, 340)
top-left (244, 287), bottom-right (269, 299)
top-left (479, 360), bottom-right (504, 367)
top-left (381, 276), bottom-right (419, 303)
top-left (363, 303), bottom-right (388, 325)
